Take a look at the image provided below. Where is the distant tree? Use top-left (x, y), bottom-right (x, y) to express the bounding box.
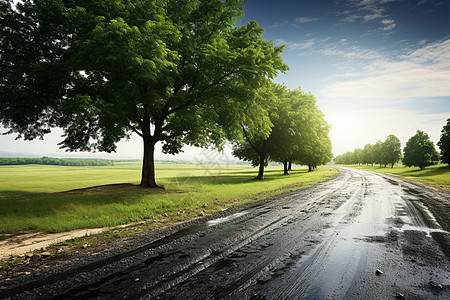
top-left (403, 130), bottom-right (439, 170)
top-left (373, 141), bottom-right (384, 167)
top-left (437, 118), bottom-right (450, 167)
top-left (0, 0), bottom-right (288, 187)
top-left (382, 134), bottom-right (402, 168)
top-left (362, 144), bottom-right (374, 165)
top-left (353, 148), bottom-right (363, 165)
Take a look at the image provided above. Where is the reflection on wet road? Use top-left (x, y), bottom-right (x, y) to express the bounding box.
top-left (4, 167), bottom-right (450, 299)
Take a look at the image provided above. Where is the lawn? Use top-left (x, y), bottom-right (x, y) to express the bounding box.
top-left (0, 162), bottom-right (338, 234)
top-left (340, 163), bottom-right (450, 190)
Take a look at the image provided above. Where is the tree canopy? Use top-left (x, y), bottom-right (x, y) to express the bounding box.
top-left (232, 84), bottom-right (332, 179)
top-left (0, 0), bottom-right (288, 187)
top-left (334, 134), bottom-right (401, 168)
top-left (382, 134), bottom-right (401, 168)
top-left (403, 130), bottom-right (439, 170)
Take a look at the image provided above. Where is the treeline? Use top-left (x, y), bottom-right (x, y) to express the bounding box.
top-left (232, 83), bottom-right (332, 179)
top-left (0, 157), bottom-right (114, 166)
top-left (334, 135), bottom-right (401, 168)
top-left (335, 129), bottom-right (442, 170)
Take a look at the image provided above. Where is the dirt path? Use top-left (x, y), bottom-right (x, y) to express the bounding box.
top-left (1, 167), bottom-right (449, 299)
top-left (0, 229), bottom-right (109, 260)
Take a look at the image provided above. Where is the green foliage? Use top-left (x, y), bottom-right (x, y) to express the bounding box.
top-left (232, 84), bottom-right (332, 178)
top-left (382, 134), bottom-right (402, 168)
top-left (403, 130), bottom-right (439, 170)
top-left (437, 118), bottom-right (450, 167)
top-left (373, 140), bottom-right (384, 166)
top-left (334, 134), bottom-right (401, 168)
top-left (362, 144), bottom-right (374, 164)
top-left (0, 0), bottom-right (288, 187)
top-left (0, 157), bottom-right (114, 166)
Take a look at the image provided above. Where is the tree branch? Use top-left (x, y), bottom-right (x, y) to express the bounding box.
top-left (129, 124), bottom-right (143, 138)
top-left (241, 124), bottom-right (261, 155)
top-left (202, 71), bottom-right (235, 91)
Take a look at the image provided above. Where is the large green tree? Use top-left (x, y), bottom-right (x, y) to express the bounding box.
top-left (232, 83), bottom-right (277, 180)
top-left (362, 143), bottom-right (374, 165)
top-left (268, 88), bottom-right (320, 174)
top-left (382, 134), bottom-right (401, 168)
top-left (373, 140), bottom-right (384, 167)
top-left (233, 85), bottom-right (332, 178)
top-left (292, 107), bottom-right (332, 171)
top-left (0, 0), bottom-right (288, 187)
top-left (437, 118), bottom-right (450, 167)
top-left (403, 130), bottom-right (439, 170)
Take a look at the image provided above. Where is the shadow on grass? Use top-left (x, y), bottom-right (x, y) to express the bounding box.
top-left (165, 169), bottom-right (310, 185)
top-left (0, 168), bottom-right (316, 231)
top-left (0, 184), bottom-right (172, 219)
top-left (0, 190), bottom-right (42, 198)
top-left (394, 165), bottom-right (450, 177)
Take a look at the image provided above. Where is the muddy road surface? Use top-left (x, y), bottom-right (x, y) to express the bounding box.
top-left (1, 167), bottom-right (449, 299)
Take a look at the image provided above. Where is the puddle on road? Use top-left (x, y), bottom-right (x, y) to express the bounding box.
top-left (303, 239), bottom-right (378, 300)
top-left (207, 212), bottom-right (248, 227)
top-left (399, 225), bottom-right (449, 237)
top-left (297, 178), bottom-right (395, 299)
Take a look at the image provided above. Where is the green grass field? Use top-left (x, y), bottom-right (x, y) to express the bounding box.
top-left (340, 163), bottom-right (450, 190)
top-left (0, 162), bottom-right (338, 234)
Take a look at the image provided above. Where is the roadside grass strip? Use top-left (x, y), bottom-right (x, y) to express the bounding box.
top-left (340, 164), bottom-right (450, 190)
top-left (0, 162), bottom-right (338, 234)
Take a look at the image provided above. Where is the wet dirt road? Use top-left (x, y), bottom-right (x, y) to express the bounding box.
top-left (2, 167), bottom-right (450, 299)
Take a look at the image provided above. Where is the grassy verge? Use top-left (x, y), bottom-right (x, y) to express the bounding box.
top-left (339, 163), bottom-right (450, 190)
top-left (0, 162), bottom-right (338, 234)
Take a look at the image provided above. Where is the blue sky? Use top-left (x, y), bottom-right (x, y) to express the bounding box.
top-left (240, 0), bottom-right (450, 155)
top-left (1, 0), bottom-right (449, 160)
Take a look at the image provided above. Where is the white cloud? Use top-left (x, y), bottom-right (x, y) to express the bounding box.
top-left (381, 19), bottom-right (394, 25)
top-left (321, 38), bottom-right (450, 101)
top-left (340, 0), bottom-right (398, 34)
top-left (382, 23), bottom-right (396, 31)
top-left (340, 14), bottom-right (361, 23)
top-left (295, 17), bottom-right (318, 24)
top-left (363, 13), bottom-right (383, 21)
top-left (400, 38), bottom-right (450, 69)
top-left (274, 39), bottom-right (316, 51)
top-left (319, 44), bottom-right (382, 60)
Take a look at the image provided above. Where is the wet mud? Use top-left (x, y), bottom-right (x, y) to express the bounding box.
top-left (1, 167), bottom-right (449, 299)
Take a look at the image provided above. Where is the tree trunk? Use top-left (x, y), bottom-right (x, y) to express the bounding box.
top-left (283, 161), bottom-right (289, 175)
top-left (308, 164), bottom-right (312, 172)
top-left (254, 153), bottom-right (265, 180)
top-left (141, 136), bottom-right (159, 188)
top-left (288, 161), bottom-right (292, 170)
